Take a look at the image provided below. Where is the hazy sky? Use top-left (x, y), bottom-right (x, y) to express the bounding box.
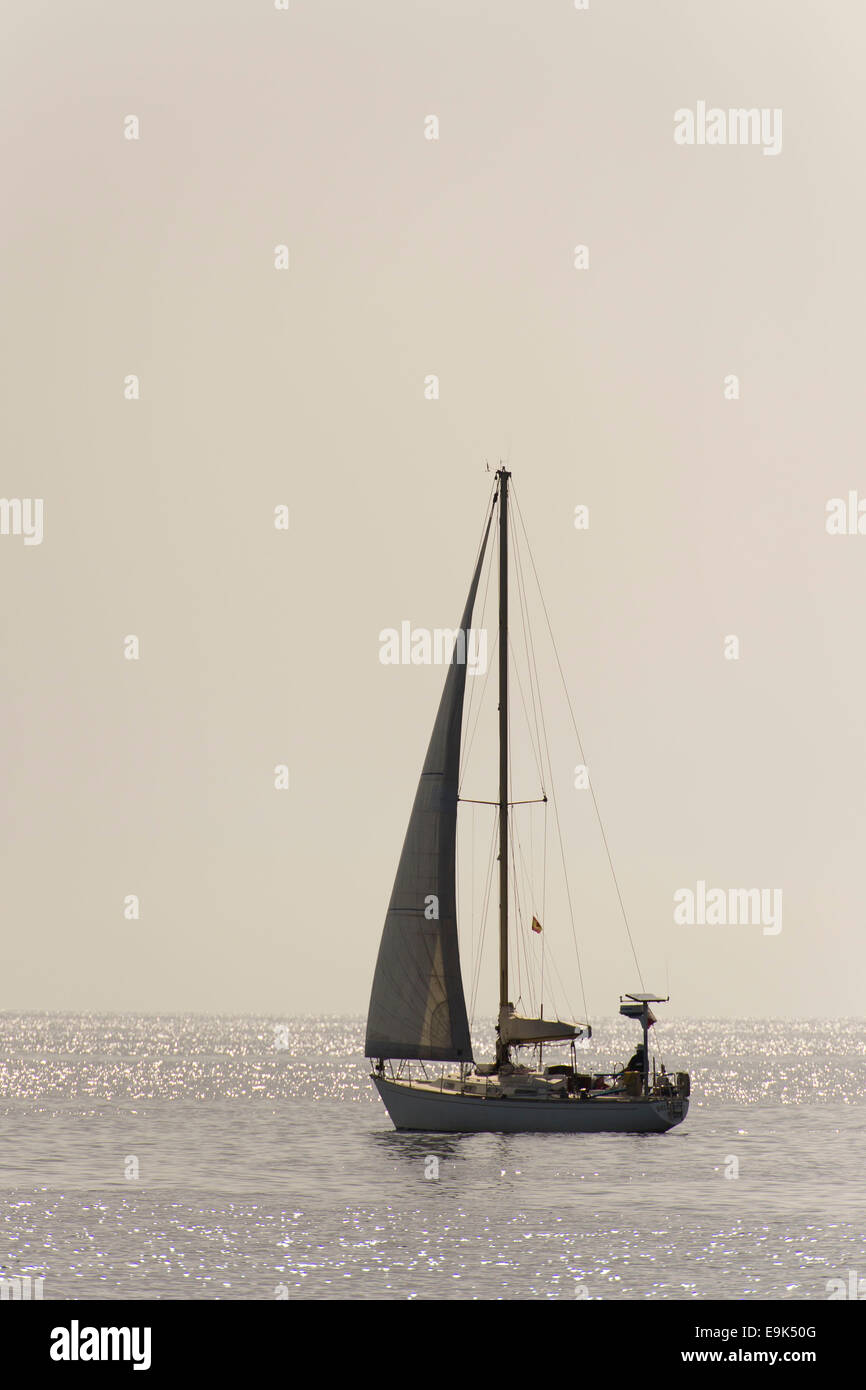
top-left (1, 1), bottom-right (864, 1019)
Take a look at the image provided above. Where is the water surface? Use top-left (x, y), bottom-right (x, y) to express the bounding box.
top-left (0, 1015), bottom-right (862, 1299)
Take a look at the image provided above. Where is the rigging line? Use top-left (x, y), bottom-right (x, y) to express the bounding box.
top-left (508, 492), bottom-right (590, 1023)
top-left (508, 784), bottom-right (541, 1019)
top-left (459, 631), bottom-right (498, 793)
top-left (512, 805), bottom-right (548, 1014)
top-left (461, 799), bottom-right (475, 1013)
top-left (512, 807), bottom-right (544, 1014)
top-left (459, 480), bottom-right (497, 789)
top-left (511, 808), bottom-right (537, 920)
top-left (512, 503), bottom-right (556, 834)
top-left (459, 500), bottom-right (498, 789)
top-left (509, 499), bottom-right (552, 1013)
top-left (546, 942), bottom-right (581, 1027)
top-left (510, 807), bottom-right (575, 1026)
top-left (529, 804), bottom-right (536, 1007)
top-left (542, 793), bottom-right (548, 923)
top-left (539, 677), bottom-right (590, 1022)
top-left (506, 630), bottom-right (546, 790)
top-left (511, 481), bottom-right (646, 994)
top-left (471, 803), bottom-right (475, 965)
top-left (468, 808), bottom-right (498, 1026)
top-left (652, 1021), bottom-right (666, 1072)
top-left (508, 817), bottom-right (522, 1009)
top-left (511, 547), bottom-right (545, 788)
top-left (507, 722), bottom-right (533, 1013)
top-left (542, 798), bottom-right (548, 1012)
top-left (467, 811), bottom-right (489, 1017)
top-left (455, 784), bottom-right (460, 958)
top-left (509, 502), bottom-right (547, 797)
top-left (505, 722), bottom-right (522, 1009)
top-left (473, 810), bottom-right (498, 1023)
top-left (471, 475), bottom-right (499, 568)
top-left (510, 502), bottom-right (545, 764)
top-left (459, 530), bottom-right (498, 787)
top-left (510, 512), bottom-right (547, 809)
top-left (530, 798), bottom-right (534, 905)
top-left (535, 804), bottom-right (544, 1013)
top-left (512, 811), bottom-right (537, 1014)
top-left (459, 798), bottom-right (547, 806)
top-left (476, 810), bottom-right (498, 1004)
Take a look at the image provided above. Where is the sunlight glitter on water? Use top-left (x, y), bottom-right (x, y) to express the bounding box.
top-left (0, 1016), bottom-right (863, 1299)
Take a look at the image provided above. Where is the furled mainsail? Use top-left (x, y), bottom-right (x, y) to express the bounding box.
top-left (498, 1004), bottom-right (589, 1046)
top-left (365, 514), bottom-right (492, 1061)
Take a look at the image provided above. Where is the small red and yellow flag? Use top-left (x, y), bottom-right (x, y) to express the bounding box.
top-left (531, 916), bottom-right (543, 934)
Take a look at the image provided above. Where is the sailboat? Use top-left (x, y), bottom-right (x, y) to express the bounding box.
top-left (365, 469), bottom-right (690, 1133)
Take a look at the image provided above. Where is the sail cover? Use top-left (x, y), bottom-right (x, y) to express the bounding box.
top-left (365, 513), bottom-right (493, 1062)
top-left (498, 1004), bottom-right (589, 1046)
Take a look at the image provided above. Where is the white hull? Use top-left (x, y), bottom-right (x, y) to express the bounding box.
top-left (373, 1076), bottom-right (688, 1134)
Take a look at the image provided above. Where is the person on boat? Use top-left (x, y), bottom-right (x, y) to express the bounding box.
top-left (625, 1043), bottom-right (645, 1074)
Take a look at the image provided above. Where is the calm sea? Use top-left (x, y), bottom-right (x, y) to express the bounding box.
top-left (0, 1015), bottom-right (862, 1300)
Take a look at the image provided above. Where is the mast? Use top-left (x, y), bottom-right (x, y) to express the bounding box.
top-left (496, 468), bottom-right (511, 1062)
